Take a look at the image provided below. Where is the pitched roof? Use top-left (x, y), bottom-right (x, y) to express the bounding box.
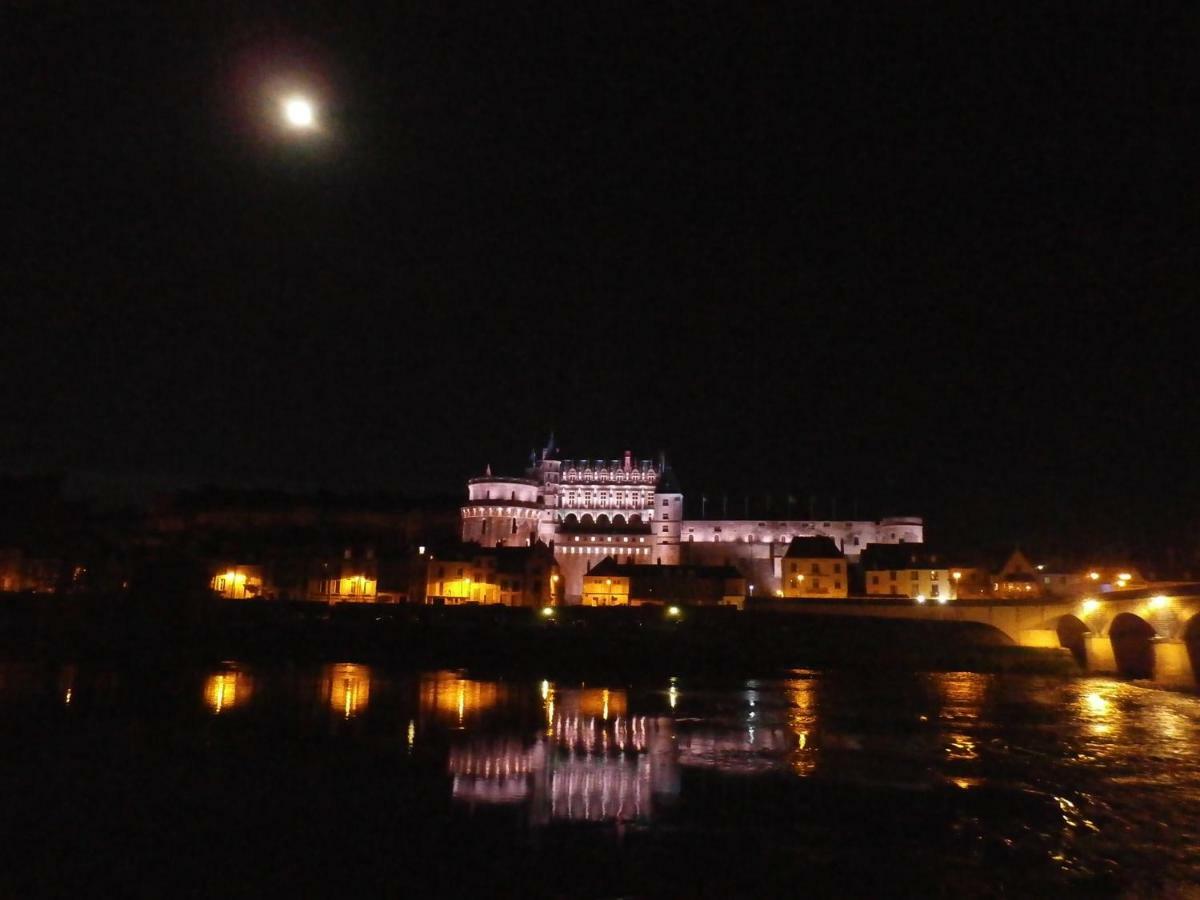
top-left (783, 535), bottom-right (844, 559)
top-left (860, 542), bottom-right (946, 570)
top-left (655, 465), bottom-right (683, 494)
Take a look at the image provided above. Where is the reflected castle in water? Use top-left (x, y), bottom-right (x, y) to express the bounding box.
top-left (449, 687), bottom-right (680, 824)
top-left (446, 681), bottom-right (827, 824)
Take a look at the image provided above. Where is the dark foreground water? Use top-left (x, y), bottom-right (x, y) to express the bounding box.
top-left (2, 660), bottom-right (1199, 898)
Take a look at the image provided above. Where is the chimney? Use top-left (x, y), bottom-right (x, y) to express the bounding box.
top-left (624, 450), bottom-right (632, 471)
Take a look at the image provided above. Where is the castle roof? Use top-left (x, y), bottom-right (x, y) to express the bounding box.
top-left (655, 465), bottom-right (682, 494)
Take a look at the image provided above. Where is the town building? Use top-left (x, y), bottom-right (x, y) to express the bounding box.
top-left (581, 557), bottom-right (746, 607)
top-left (209, 564), bottom-right (265, 599)
top-left (0, 548), bottom-right (66, 593)
top-left (425, 542), bottom-right (561, 607)
top-left (308, 553), bottom-right (380, 603)
top-left (1040, 564), bottom-right (1148, 597)
top-left (992, 549), bottom-right (1044, 599)
top-left (462, 440), bottom-right (923, 601)
top-left (861, 543), bottom-right (956, 601)
top-left (780, 536), bottom-right (848, 598)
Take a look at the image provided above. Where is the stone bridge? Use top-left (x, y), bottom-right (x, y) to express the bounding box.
top-left (783, 585), bottom-right (1200, 687)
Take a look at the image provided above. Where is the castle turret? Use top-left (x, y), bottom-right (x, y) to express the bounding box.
top-left (461, 469), bottom-right (542, 547)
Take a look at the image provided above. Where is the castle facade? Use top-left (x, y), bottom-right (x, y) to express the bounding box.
top-left (461, 444), bottom-right (923, 601)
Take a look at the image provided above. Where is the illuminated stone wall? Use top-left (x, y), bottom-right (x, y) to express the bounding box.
top-left (461, 475), bottom-right (542, 548)
top-left (461, 450), bottom-right (923, 601)
top-left (680, 516), bottom-right (923, 557)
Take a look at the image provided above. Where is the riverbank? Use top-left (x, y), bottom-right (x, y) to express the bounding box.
top-left (0, 595), bottom-right (1077, 678)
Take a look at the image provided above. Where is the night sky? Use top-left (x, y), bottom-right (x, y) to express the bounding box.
top-left (6, 4), bottom-right (1199, 556)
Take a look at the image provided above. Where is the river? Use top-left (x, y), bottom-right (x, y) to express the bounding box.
top-left (2, 660), bottom-right (1199, 897)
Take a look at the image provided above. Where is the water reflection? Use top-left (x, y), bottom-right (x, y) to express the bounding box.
top-left (326, 663), bottom-right (371, 718)
top-left (204, 670), bottom-right (253, 714)
top-left (420, 671), bottom-right (504, 726)
top-left (7, 658), bottom-right (1200, 893)
top-left (789, 676), bottom-right (818, 776)
top-left (448, 709), bottom-right (677, 823)
top-left (59, 664), bottom-right (77, 707)
top-left (935, 670), bottom-right (988, 715)
top-left (1076, 680), bottom-right (1123, 741)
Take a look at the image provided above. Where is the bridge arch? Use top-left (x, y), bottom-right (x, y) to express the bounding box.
top-left (1184, 613), bottom-right (1200, 685)
top-left (1055, 614), bottom-right (1089, 667)
top-left (1109, 612), bottom-right (1156, 680)
top-left (962, 621), bottom-right (1017, 646)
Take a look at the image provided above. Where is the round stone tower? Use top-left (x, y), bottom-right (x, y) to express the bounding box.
top-left (461, 468), bottom-right (542, 547)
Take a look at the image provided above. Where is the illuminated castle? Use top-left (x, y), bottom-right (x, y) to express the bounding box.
top-left (461, 438), bottom-right (923, 601)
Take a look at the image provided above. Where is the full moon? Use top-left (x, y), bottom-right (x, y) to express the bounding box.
top-left (282, 96), bottom-right (315, 128)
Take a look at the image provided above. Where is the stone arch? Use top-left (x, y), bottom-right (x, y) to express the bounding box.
top-left (564, 513), bottom-right (578, 526)
top-left (1055, 614), bottom-right (1089, 667)
top-left (1109, 612), bottom-right (1156, 680)
top-left (1184, 613), bottom-right (1200, 685)
top-left (612, 514), bottom-right (627, 526)
top-left (580, 514), bottom-right (594, 526)
top-left (958, 621), bottom-right (1015, 647)
top-left (596, 514), bottom-right (610, 526)
top-left (629, 513), bottom-right (643, 525)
